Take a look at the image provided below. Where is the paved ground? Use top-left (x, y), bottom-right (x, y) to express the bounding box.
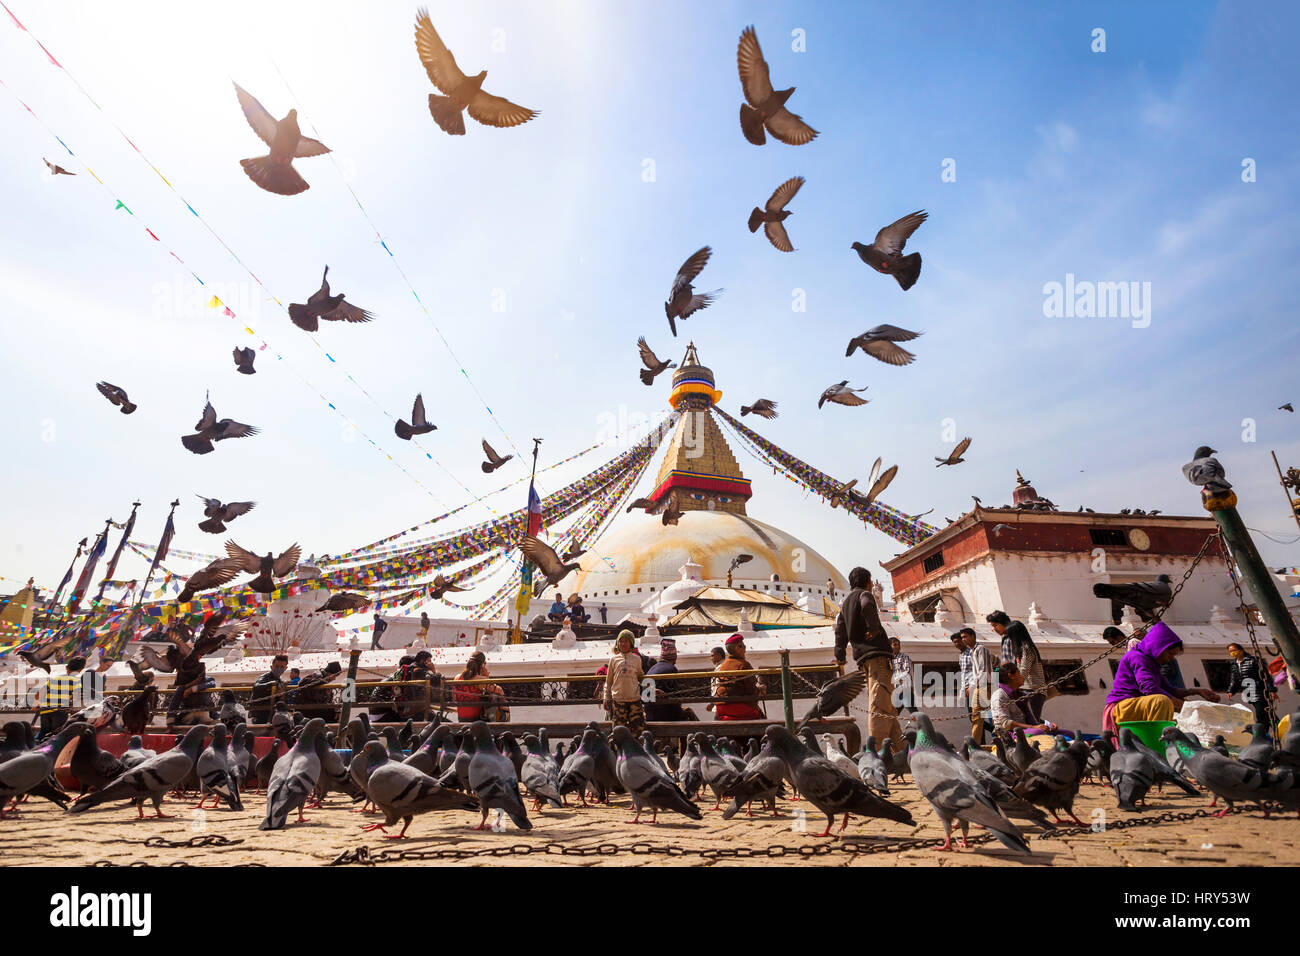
top-left (2, 777), bottom-right (1296, 867)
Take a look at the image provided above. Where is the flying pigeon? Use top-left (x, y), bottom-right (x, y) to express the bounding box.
top-left (69, 724), bottom-right (206, 818)
top-left (363, 742), bottom-right (478, 838)
top-left (739, 398), bottom-right (778, 419)
top-left (181, 395), bottom-right (258, 454)
top-left (414, 9), bottom-right (537, 135)
top-left (467, 721), bottom-right (532, 831)
top-left (481, 439), bottom-right (513, 473)
top-left (863, 464), bottom-right (899, 506)
top-left (845, 325), bottom-right (922, 366)
top-left (1091, 575), bottom-right (1173, 622)
top-left (44, 158), bottom-right (75, 176)
top-left (748, 175), bottom-right (804, 251)
top-left (1181, 446), bottom-right (1232, 495)
top-left (664, 247), bottom-right (721, 336)
top-left (637, 337), bottom-right (677, 385)
top-left (828, 479), bottom-right (858, 510)
top-left (234, 83), bottom-right (329, 195)
top-left (287, 266), bottom-right (373, 331)
top-left (935, 437), bottom-right (972, 467)
top-left (1281, 403), bottom-right (1294, 413)
top-left (818, 381), bottom-right (869, 409)
top-left (736, 26), bottom-right (818, 146)
top-left (261, 718), bottom-right (326, 829)
top-left (18, 641), bottom-right (60, 673)
top-left (625, 498), bottom-right (655, 513)
top-left (224, 541), bottom-right (302, 593)
top-left (428, 574), bottom-right (467, 600)
top-left (611, 726), bottom-right (701, 824)
top-left (520, 535), bottom-right (580, 598)
top-left (176, 557), bottom-right (243, 603)
top-left (395, 393), bottom-right (436, 440)
top-left (196, 496), bottom-right (256, 534)
top-left (96, 381), bottom-right (136, 414)
top-left (232, 346), bottom-right (256, 375)
top-left (852, 211), bottom-right (928, 290)
top-left (798, 671), bottom-right (867, 730)
top-left (661, 502), bottom-right (684, 526)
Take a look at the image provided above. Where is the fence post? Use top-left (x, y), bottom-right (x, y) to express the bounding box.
top-left (780, 650), bottom-right (795, 732)
top-left (337, 648), bottom-right (361, 741)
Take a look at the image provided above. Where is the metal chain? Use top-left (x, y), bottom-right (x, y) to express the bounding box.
top-left (1218, 530), bottom-right (1282, 744)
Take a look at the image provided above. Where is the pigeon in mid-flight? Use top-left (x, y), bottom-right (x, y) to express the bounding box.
top-left (748, 176), bottom-right (804, 251)
top-left (661, 502), bottom-right (684, 526)
top-left (863, 463), bottom-right (899, 505)
top-left (845, 325), bottom-right (922, 366)
top-left (232, 346), bottom-right (256, 375)
top-left (739, 398), bottom-right (778, 419)
top-left (44, 158), bottom-right (75, 176)
top-left (224, 541), bottom-right (302, 593)
top-left (935, 437), bottom-right (972, 467)
top-left (395, 394), bottom-right (436, 440)
top-left (736, 27), bottom-right (818, 146)
top-left (96, 381), bottom-right (136, 414)
top-left (1182, 446), bottom-right (1232, 495)
top-left (197, 496), bottom-right (256, 534)
top-left (1281, 403), bottom-right (1294, 413)
top-left (181, 395), bottom-right (258, 454)
top-left (234, 83), bottom-right (330, 195)
top-left (288, 266), bottom-right (373, 331)
top-left (176, 557), bottom-right (243, 603)
top-left (521, 536), bottom-right (580, 598)
top-left (414, 9), bottom-right (538, 135)
top-left (637, 337), bottom-right (677, 385)
top-left (852, 211), bottom-right (928, 290)
top-left (664, 247), bottom-right (721, 336)
top-left (481, 440), bottom-right (513, 473)
top-left (818, 381), bottom-right (869, 409)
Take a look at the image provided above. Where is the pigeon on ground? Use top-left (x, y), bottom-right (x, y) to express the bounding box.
top-left (963, 738), bottom-right (1019, 786)
top-left (611, 726), bottom-right (701, 824)
top-left (261, 717), bottom-right (325, 830)
top-left (857, 739), bottom-right (890, 795)
top-left (736, 26), bottom-right (817, 146)
top-left (739, 399), bottom-right (778, 419)
top-left (520, 536), bottom-right (580, 598)
top-left (196, 723), bottom-right (242, 811)
top-left (818, 381), bottom-right (869, 409)
top-left (721, 735), bottom-right (788, 818)
top-left (637, 337), bottom-right (677, 386)
top-left (935, 437), bottom-right (972, 467)
top-left (908, 715), bottom-right (1029, 852)
top-left (181, 395), bottom-right (258, 454)
top-left (288, 266), bottom-right (373, 331)
top-left (664, 247), bottom-right (721, 337)
top-left (852, 211), bottom-right (928, 290)
top-left (678, 738), bottom-right (704, 800)
top-left (1005, 729), bottom-right (1041, 776)
top-left (1161, 727), bottom-right (1271, 817)
top-left (1273, 713), bottom-right (1300, 769)
top-left (176, 557), bottom-right (244, 603)
top-left (1084, 733), bottom-right (1116, 785)
top-left (404, 725), bottom-right (449, 776)
top-left (558, 730), bottom-right (601, 805)
top-left (70, 724), bottom-right (206, 818)
top-left (414, 9), bottom-right (537, 135)
top-left (520, 733), bottom-right (563, 809)
top-left (798, 670), bottom-right (867, 729)
top-left (232, 347), bottom-right (256, 375)
top-left (467, 721), bottom-right (531, 831)
top-left (363, 742), bottom-right (479, 838)
top-left (196, 496), bottom-right (256, 535)
top-left (255, 738), bottom-right (283, 792)
top-left (1091, 575), bottom-right (1173, 622)
top-left (1012, 735), bottom-right (1089, 825)
top-left (68, 724), bottom-right (124, 795)
top-left (226, 724), bottom-right (249, 793)
top-left (695, 736), bottom-right (743, 810)
top-left (824, 738), bottom-right (862, 780)
top-left (395, 394), bottom-right (436, 440)
top-left (224, 541), bottom-right (301, 593)
top-left (312, 734), bottom-right (363, 803)
top-left (748, 176), bottom-right (804, 251)
top-left (845, 325), bottom-right (922, 367)
top-left (881, 736), bottom-right (912, 781)
top-left (234, 83), bottom-right (329, 195)
top-left (96, 381), bottom-right (136, 414)
top-left (120, 736), bottom-right (157, 771)
top-left (765, 726), bottom-right (913, 837)
top-left (1181, 446), bottom-right (1232, 495)
top-left (44, 158), bottom-right (76, 176)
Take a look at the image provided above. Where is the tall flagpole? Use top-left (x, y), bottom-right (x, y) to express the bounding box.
top-left (512, 439), bottom-right (543, 644)
top-left (67, 518), bottom-right (112, 614)
top-left (96, 500), bottom-right (140, 602)
top-left (49, 537), bottom-right (89, 611)
top-left (135, 498), bottom-right (180, 609)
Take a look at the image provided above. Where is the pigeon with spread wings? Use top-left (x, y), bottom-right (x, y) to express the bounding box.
top-left (225, 542), bottom-right (302, 594)
top-left (96, 381), bottom-right (136, 415)
top-left (395, 394), bottom-right (436, 440)
top-left (44, 158), bottom-right (75, 176)
top-left (935, 437), bottom-right (972, 467)
top-left (846, 325), bottom-right (922, 366)
top-left (197, 497), bottom-right (256, 535)
top-left (232, 346), bottom-right (256, 375)
top-left (748, 176), bottom-right (804, 251)
top-left (287, 266), bottom-right (373, 332)
top-left (234, 83), bottom-right (329, 195)
top-left (181, 395), bottom-right (258, 455)
top-left (637, 337), bottom-right (677, 385)
top-left (736, 27), bottom-right (818, 146)
top-left (664, 247), bottom-right (721, 337)
top-left (414, 9), bottom-right (537, 135)
top-left (739, 398), bottom-right (778, 419)
top-left (176, 557), bottom-right (244, 603)
top-left (520, 536), bottom-right (580, 598)
top-left (480, 440), bottom-right (513, 473)
top-left (852, 211), bottom-right (928, 291)
top-left (863, 464), bottom-right (898, 505)
top-left (818, 381), bottom-right (869, 409)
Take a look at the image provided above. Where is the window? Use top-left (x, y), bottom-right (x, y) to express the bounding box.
top-left (1089, 528), bottom-right (1127, 547)
top-left (908, 593), bottom-right (943, 623)
top-left (923, 552), bottom-right (945, 574)
top-left (1040, 660), bottom-right (1089, 695)
top-left (1202, 660), bottom-right (1234, 692)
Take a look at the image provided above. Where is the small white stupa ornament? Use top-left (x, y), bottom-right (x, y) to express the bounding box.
top-left (552, 618), bottom-right (577, 649)
top-left (642, 615), bottom-right (661, 644)
top-left (737, 607), bottom-right (754, 632)
top-left (1027, 601), bottom-right (1050, 630)
top-left (1209, 605), bottom-right (1233, 627)
top-left (933, 602), bottom-right (951, 627)
top-left (1120, 604), bottom-right (1142, 628)
top-left (478, 629), bottom-right (500, 653)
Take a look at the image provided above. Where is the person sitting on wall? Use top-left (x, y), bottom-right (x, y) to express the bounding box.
top-left (1102, 621), bottom-right (1220, 734)
top-left (990, 662), bottom-right (1060, 737)
top-left (713, 634), bottom-right (765, 721)
top-left (548, 592), bottom-right (567, 622)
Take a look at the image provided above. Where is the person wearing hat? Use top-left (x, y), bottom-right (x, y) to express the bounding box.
top-left (294, 660), bottom-right (343, 723)
top-left (713, 634), bottom-right (765, 721)
top-left (644, 637), bottom-right (694, 722)
top-left (603, 630), bottom-right (646, 734)
top-left (834, 567), bottom-right (902, 745)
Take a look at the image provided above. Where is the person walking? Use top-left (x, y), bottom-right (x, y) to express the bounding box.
top-left (833, 567), bottom-right (902, 746)
top-left (889, 636), bottom-right (914, 711)
top-left (370, 613), bottom-right (389, 650)
top-left (987, 610), bottom-right (1050, 723)
top-left (1226, 642), bottom-right (1276, 728)
top-left (603, 630), bottom-right (646, 734)
top-left (952, 627), bottom-right (991, 744)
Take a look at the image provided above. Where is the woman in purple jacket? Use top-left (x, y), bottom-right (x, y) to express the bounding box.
top-left (1103, 622), bottom-right (1219, 733)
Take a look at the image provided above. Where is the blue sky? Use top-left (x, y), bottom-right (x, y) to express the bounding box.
top-left (2, 0), bottom-right (1299, 604)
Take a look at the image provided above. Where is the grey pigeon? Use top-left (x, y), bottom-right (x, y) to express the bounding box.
top-left (697, 735), bottom-right (744, 809)
top-left (1275, 711), bottom-right (1300, 769)
top-left (764, 726), bottom-right (914, 837)
top-left (962, 737), bottom-right (1018, 786)
top-left (405, 724), bottom-right (450, 776)
top-left (255, 738), bottom-right (282, 791)
top-left (880, 735), bottom-right (912, 781)
top-left (1181, 446), bottom-right (1232, 495)
top-left (818, 380), bottom-right (869, 409)
top-left (313, 734), bottom-right (363, 803)
top-left (558, 731), bottom-right (600, 804)
top-left (467, 721), bottom-right (531, 830)
top-left (1012, 734), bottom-right (1089, 825)
top-left (739, 398), bottom-right (778, 419)
top-left (611, 725), bottom-right (701, 824)
top-left (845, 325), bottom-right (922, 367)
top-left (121, 735), bottom-right (157, 771)
top-left (856, 736), bottom-right (890, 795)
top-left (636, 337), bottom-right (677, 386)
top-left (1084, 732), bottom-right (1116, 786)
top-left (69, 724), bottom-right (124, 795)
top-left (664, 246), bottom-right (720, 337)
top-left (679, 738), bottom-right (704, 801)
top-left (852, 210), bottom-right (927, 290)
top-left (798, 669), bottom-right (867, 729)
top-left (362, 741), bottom-right (478, 838)
top-left (196, 723), bottom-right (242, 810)
top-left (1237, 723), bottom-right (1273, 772)
top-left (1091, 575), bottom-right (1172, 622)
top-left (1162, 727), bottom-right (1270, 816)
top-left (260, 717), bottom-right (325, 830)
top-left (1007, 729), bottom-right (1040, 775)
top-left (1112, 727), bottom-right (1189, 811)
top-left (227, 724), bottom-right (249, 793)
top-left (70, 724), bottom-right (206, 818)
top-left (1, 723), bottom-right (82, 815)
top-left (909, 714), bottom-right (1029, 852)
top-left (721, 735), bottom-right (788, 818)
top-left (520, 733), bottom-right (563, 809)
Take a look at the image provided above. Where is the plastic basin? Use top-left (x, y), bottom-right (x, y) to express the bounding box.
top-left (1118, 720), bottom-right (1176, 750)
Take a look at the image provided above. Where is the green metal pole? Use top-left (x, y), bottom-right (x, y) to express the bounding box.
top-left (336, 648), bottom-right (362, 741)
top-left (779, 650), bottom-right (794, 731)
top-left (1205, 494), bottom-right (1300, 677)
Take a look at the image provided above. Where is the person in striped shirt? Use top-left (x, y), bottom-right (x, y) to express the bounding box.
top-left (37, 656), bottom-right (86, 739)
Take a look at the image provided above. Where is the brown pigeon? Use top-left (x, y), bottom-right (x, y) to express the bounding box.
top-left (637, 337), bottom-right (677, 385)
top-left (747, 176), bottom-right (804, 251)
top-left (197, 496), bottom-right (256, 534)
top-left (852, 211), bottom-right (928, 290)
top-left (288, 266), bottom-right (373, 331)
top-left (520, 536), bottom-right (580, 598)
top-left (232, 346), bottom-right (256, 374)
top-left (395, 394), bottom-right (436, 440)
top-left (935, 437), bottom-right (972, 467)
top-left (177, 557), bottom-right (244, 603)
top-left (44, 158), bottom-right (75, 176)
top-left (224, 542), bottom-right (302, 593)
top-left (96, 381), bottom-right (137, 414)
top-left (818, 381), bottom-right (869, 409)
top-left (664, 247), bottom-right (721, 336)
top-left (414, 9), bottom-right (537, 135)
top-left (181, 395), bottom-right (258, 455)
top-left (234, 83), bottom-right (330, 195)
top-left (737, 27), bottom-right (818, 146)
top-left (739, 399), bottom-right (778, 419)
top-left (481, 440), bottom-right (513, 473)
top-left (845, 325), bottom-right (921, 366)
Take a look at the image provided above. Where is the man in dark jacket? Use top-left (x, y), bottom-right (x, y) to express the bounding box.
top-left (644, 638), bottom-right (694, 721)
top-left (249, 654), bottom-right (288, 725)
top-left (293, 661), bottom-right (342, 722)
top-left (833, 567), bottom-right (901, 746)
top-left (1227, 642), bottom-right (1276, 726)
